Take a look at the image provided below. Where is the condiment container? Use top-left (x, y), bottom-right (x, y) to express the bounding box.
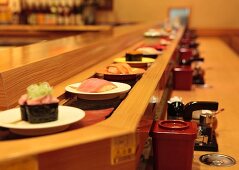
top-left (167, 96), bottom-right (184, 119)
top-left (179, 48), bottom-right (193, 61)
top-left (151, 120), bottom-right (197, 170)
top-left (173, 67), bottom-right (193, 90)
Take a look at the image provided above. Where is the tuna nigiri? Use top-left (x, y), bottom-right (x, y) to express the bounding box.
top-left (77, 78), bottom-right (117, 93)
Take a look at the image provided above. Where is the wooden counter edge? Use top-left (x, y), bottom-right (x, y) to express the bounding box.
top-left (0, 24), bottom-right (113, 32)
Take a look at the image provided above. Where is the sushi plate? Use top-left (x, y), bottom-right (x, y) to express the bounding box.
top-left (136, 47), bottom-right (163, 56)
top-left (65, 82), bottom-right (131, 100)
top-left (114, 57), bottom-right (155, 68)
top-left (114, 57), bottom-right (155, 64)
top-left (96, 68), bottom-right (145, 81)
top-left (0, 106), bottom-right (85, 136)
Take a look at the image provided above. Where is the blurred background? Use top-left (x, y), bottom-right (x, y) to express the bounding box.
top-left (0, 0), bottom-right (238, 53)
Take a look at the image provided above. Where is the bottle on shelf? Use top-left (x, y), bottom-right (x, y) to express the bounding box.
top-left (82, 0), bottom-right (97, 25)
top-left (49, 0), bottom-right (58, 25)
top-left (9, 0), bottom-right (21, 24)
top-left (0, 1), bottom-right (12, 25)
top-left (74, 0), bottom-right (84, 25)
top-left (66, 0), bottom-right (73, 25)
top-left (27, 0), bottom-right (36, 25)
top-left (4, 0), bottom-right (92, 26)
top-left (19, 0), bottom-right (28, 24)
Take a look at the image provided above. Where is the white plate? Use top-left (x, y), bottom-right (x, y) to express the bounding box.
top-left (144, 29), bottom-right (169, 38)
top-left (114, 57), bottom-right (155, 68)
top-left (65, 82), bottom-right (131, 100)
top-left (0, 106), bottom-right (85, 136)
top-left (96, 67), bottom-right (145, 76)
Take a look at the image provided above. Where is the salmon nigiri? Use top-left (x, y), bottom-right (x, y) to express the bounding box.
top-left (107, 63), bottom-right (136, 74)
top-left (77, 78), bottom-right (117, 93)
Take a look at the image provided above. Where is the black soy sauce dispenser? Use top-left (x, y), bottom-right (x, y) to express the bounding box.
top-left (167, 96), bottom-right (184, 120)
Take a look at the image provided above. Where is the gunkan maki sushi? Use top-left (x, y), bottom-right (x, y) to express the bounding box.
top-left (18, 82), bottom-right (59, 124)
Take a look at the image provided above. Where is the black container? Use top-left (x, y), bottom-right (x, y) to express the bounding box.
top-left (167, 101), bottom-right (184, 119)
top-left (20, 103), bottom-right (58, 123)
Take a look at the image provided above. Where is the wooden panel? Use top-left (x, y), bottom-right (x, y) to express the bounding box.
top-left (38, 138), bottom-right (136, 170)
top-left (38, 139), bottom-right (113, 170)
top-left (0, 156), bottom-right (38, 170)
top-left (0, 76), bottom-right (7, 109)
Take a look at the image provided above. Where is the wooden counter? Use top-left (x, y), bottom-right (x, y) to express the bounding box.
top-left (0, 25), bottom-right (112, 32)
top-left (172, 38), bottom-right (239, 170)
top-left (0, 25), bottom-right (114, 46)
top-left (0, 22), bottom-right (183, 169)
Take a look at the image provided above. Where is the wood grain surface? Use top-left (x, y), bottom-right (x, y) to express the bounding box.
top-left (172, 38), bottom-right (239, 170)
top-left (0, 25), bottom-right (112, 32)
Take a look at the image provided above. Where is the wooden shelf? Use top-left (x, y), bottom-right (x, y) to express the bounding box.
top-left (0, 24), bottom-right (112, 32)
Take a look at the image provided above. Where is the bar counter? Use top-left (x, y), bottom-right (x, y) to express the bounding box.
top-left (0, 25), bottom-right (112, 32)
top-left (0, 25), bottom-right (113, 48)
top-left (0, 22), bottom-right (181, 169)
top-left (172, 38), bottom-right (239, 170)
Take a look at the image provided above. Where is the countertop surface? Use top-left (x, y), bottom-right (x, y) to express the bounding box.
top-left (0, 24), bottom-right (112, 32)
top-left (172, 37), bottom-right (239, 170)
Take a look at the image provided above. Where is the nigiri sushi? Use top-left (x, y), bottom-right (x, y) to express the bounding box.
top-left (77, 78), bottom-right (117, 93)
top-left (136, 47), bottom-right (161, 55)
